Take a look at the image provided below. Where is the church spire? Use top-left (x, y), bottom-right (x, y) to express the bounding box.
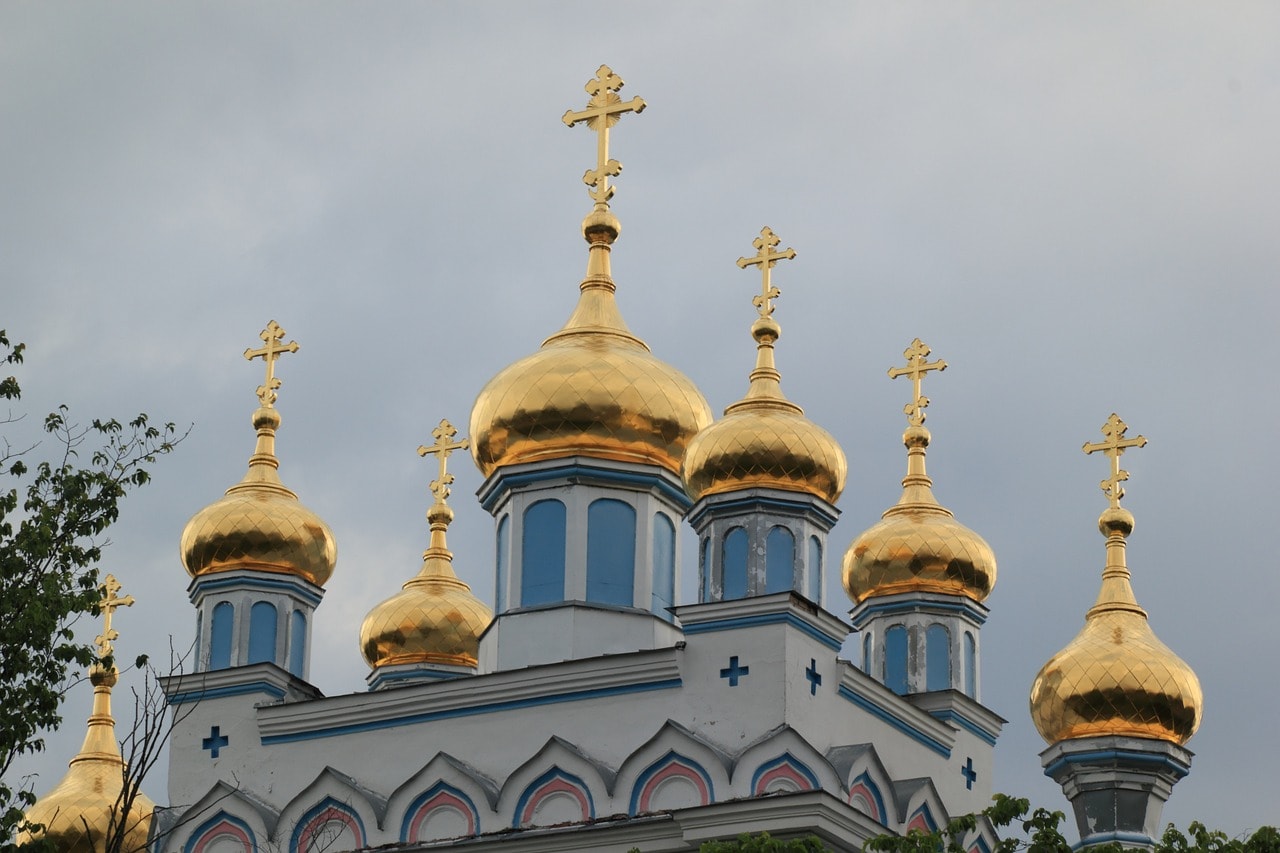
top-left (19, 575), bottom-right (156, 853)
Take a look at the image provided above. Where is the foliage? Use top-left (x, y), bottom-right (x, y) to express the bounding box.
top-left (0, 330), bottom-right (184, 846)
top-left (699, 832), bottom-right (831, 851)
top-left (865, 794), bottom-right (1280, 853)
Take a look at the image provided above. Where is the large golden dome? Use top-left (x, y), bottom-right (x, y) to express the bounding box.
top-left (361, 504), bottom-right (492, 670)
top-left (1030, 507), bottom-right (1202, 746)
top-left (471, 211), bottom-right (710, 479)
top-left (682, 238), bottom-right (845, 504)
top-left (181, 406), bottom-right (337, 587)
top-left (843, 424), bottom-right (996, 604)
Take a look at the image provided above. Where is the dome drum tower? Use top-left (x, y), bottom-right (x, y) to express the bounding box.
top-left (682, 228), bottom-right (846, 608)
top-left (844, 341), bottom-right (996, 703)
top-left (180, 323), bottom-right (336, 683)
top-left (1030, 416), bottom-right (1201, 850)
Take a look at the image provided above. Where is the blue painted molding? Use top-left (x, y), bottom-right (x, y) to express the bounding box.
top-left (681, 611), bottom-right (843, 652)
top-left (750, 752), bottom-right (821, 793)
top-left (402, 782), bottom-right (481, 842)
top-left (184, 812), bottom-right (258, 853)
top-left (687, 492), bottom-right (839, 528)
top-left (628, 751), bottom-right (715, 815)
top-left (927, 709), bottom-right (1000, 746)
top-left (837, 685), bottom-right (952, 758)
top-left (481, 462), bottom-right (690, 513)
top-left (191, 573), bottom-right (324, 607)
top-left (1043, 748), bottom-right (1190, 780)
top-left (512, 767), bottom-right (595, 827)
top-left (851, 596), bottom-right (988, 625)
top-left (262, 677), bottom-right (683, 744)
top-left (167, 680), bottom-right (287, 706)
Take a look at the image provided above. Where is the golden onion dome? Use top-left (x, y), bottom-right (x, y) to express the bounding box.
top-left (21, 578), bottom-right (154, 853)
top-left (181, 405), bottom-right (337, 587)
top-left (1031, 417), bottom-right (1202, 745)
top-left (470, 209), bottom-right (710, 479)
top-left (843, 341), bottom-right (994, 605)
top-left (1030, 507), bottom-right (1202, 745)
top-left (360, 502), bottom-right (493, 670)
top-left (362, 420), bottom-right (493, 671)
top-left (682, 231), bottom-right (845, 503)
top-left (843, 425), bottom-right (995, 603)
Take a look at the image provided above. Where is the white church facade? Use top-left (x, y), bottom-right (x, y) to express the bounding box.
top-left (23, 66), bottom-right (1201, 853)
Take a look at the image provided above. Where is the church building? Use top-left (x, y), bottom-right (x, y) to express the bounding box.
top-left (22, 66), bottom-right (1202, 853)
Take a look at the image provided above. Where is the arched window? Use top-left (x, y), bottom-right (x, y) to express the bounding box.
top-left (862, 632), bottom-right (872, 675)
top-left (495, 515), bottom-right (510, 613)
top-left (248, 601), bottom-right (278, 665)
top-left (885, 625), bottom-right (908, 695)
top-left (722, 528), bottom-right (748, 600)
top-left (209, 601), bottom-right (233, 670)
top-left (964, 631), bottom-right (977, 698)
top-left (652, 513), bottom-right (676, 617)
top-left (522, 500), bottom-right (566, 607)
top-left (587, 499), bottom-right (636, 606)
top-left (807, 536), bottom-right (823, 603)
top-left (764, 527), bottom-right (794, 595)
top-left (288, 610), bottom-right (307, 677)
top-left (926, 623), bottom-right (951, 691)
top-left (700, 537), bottom-right (712, 602)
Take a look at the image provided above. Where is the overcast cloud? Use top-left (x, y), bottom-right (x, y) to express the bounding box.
top-left (3, 3), bottom-right (1278, 840)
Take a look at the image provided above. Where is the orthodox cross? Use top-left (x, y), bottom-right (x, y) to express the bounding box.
top-left (736, 227), bottom-right (796, 318)
top-left (418, 419), bottom-right (469, 505)
top-left (562, 65), bottom-right (646, 205)
top-left (1082, 413), bottom-right (1146, 507)
top-left (244, 320), bottom-right (299, 407)
top-left (94, 573), bottom-right (135, 663)
top-left (887, 338), bottom-right (947, 427)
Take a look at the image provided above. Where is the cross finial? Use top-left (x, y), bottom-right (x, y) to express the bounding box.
top-left (736, 227), bottom-right (796, 318)
top-left (244, 320), bottom-right (299, 407)
top-left (887, 338), bottom-right (947, 426)
top-left (93, 574), bottom-right (135, 664)
top-left (417, 419), bottom-right (469, 505)
top-left (562, 65), bottom-right (646, 206)
top-left (1083, 413), bottom-right (1147, 507)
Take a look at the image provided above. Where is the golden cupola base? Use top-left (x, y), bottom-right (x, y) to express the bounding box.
top-left (361, 420), bottom-right (493, 688)
top-left (1030, 415), bottom-right (1201, 850)
top-left (19, 576), bottom-right (155, 853)
top-left (845, 341), bottom-right (997, 701)
top-left (684, 228), bottom-right (845, 607)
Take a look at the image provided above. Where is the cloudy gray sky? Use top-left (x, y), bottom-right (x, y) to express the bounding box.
top-left (4, 2), bottom-right (1277, 840)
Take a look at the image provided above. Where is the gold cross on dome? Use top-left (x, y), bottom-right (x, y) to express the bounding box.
top-left (93, 574), bottom-right (135, 663)
top-left (562, 65), bottom-right (646, 205)
top-left (418, 419), bottom-right (469, 505)
top-left (244, 320), bottom-right (299, 407)
top-left (888, 338), bottom-right (947, 427)
top-left (1083, 413), bottom-right (1147, 507)
top-left (736, 227), bottom-right (796, 318)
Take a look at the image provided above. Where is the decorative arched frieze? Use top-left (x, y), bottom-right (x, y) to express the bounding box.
top-left (386, 752), bottom-right (499, 843)
top-left (731, 726), bottom-right (839, 799)
top-left (184, 812), bottom-right (257, 853)
top-left (498, 736), bottom-right (614, 829)
top-left (892, 777), bottom-right (948, 838)
top-left (615, 721), bottom-right (731, 816)
top-left (826, 743), bottom-right (894, 829)
top-left (278, 767), bottom-right (385, 853)
top-left (169, 781), bottom-right (277, 853)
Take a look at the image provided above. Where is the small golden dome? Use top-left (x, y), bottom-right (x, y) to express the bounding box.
top-left (360, 504), bottom-right (493, 670)
top-left (22, 580), bottom-right (153, 853)
top-left (181, 406), bottom-right (337, 587)
top-left (843, 425), bottom-right (996, 604)
top-left (470, 214), bottom-right (711, 479)
top-left (683, 311), bottom-right (846, 504)
top-left (1030, 507), bottom-right (1203, 746)
top-left (362, 423), bottom-right (494, 671)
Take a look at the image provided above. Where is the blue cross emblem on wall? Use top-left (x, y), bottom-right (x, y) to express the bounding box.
top-left (805, 658), bottom-right (822, 695)
top-left (203, 725), bottom-right (230, 759)
top-left (719, 655), bottom-right (750, 687)
top-left (961, 756), bottom-right (977, 790)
